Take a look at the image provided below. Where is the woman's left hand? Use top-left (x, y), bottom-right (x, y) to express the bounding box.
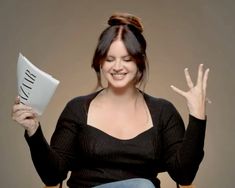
top-left (171, 64), bottom-right (210, 120)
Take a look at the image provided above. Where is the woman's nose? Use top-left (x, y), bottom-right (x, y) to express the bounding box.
top-left (113, 60), bottom-right (123, 71)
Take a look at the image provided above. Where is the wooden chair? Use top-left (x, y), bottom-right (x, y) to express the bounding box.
top-left (179, 185), bottom-right (195, 188)
top-left (44, 183), bottom-right (62, 188)
top-left (44, 183), bottom-right (196, 188)
top-left (44, 185), bottom-right (61, 188)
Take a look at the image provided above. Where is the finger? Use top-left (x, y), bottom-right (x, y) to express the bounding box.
top-left (14, 108), bottom-right (33, 117)
top-left (14, 111), bottom-right (35, 123)
top-left (12, 104), bottom-right (32, 113)
top-left (170, 85), bottom-right (186, 97)
top-left (196, 64), bottom-right (204, 87)
top-left (15, 96), bottom-right (21, 104)
top-left (12, 109), bottom-right (31, 120)
top-left (203, 68), bottom-right (210, 93)
top-left (184, 68), bottom-right (194, 88)
top-left (12, 104), bottom-right (32, 118)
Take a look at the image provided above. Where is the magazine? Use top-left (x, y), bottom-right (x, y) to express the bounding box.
top-left (17, 53), bottom-right (60, 115)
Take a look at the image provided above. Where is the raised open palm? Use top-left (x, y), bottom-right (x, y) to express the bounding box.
top-left (171, 64), bottom-right (210, 120)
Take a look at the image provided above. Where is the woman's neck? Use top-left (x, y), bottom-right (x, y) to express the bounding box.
top-left (102, 86), bottom-right (140, 104)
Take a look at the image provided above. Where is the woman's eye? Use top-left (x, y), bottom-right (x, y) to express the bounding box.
top-left (123, 57), bottom-right (132, 62)
top-left (106, 57), bottom-right (114, 62)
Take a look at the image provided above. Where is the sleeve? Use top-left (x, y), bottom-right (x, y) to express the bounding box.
top-left (160, 102), bottom-right (206, 185)
top-left (25, 99), bottom-right (81, 186)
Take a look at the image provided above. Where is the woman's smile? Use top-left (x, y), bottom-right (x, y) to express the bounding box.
top-left (101, 39), bottom-right (138, 88)
top-left (111, 72), bottom-right (127, 80)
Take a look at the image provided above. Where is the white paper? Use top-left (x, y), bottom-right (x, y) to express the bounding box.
top-left (17, 53), bottom-right (60, 115)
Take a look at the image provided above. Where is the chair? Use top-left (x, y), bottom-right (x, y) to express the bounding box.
top-left (44, 183), bottom-right (196, 188)
top-left (179, 185), bottom-right (195, 188)
top-left (44, 184), bottom-right (61, 188)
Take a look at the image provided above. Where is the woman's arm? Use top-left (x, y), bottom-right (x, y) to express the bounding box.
top-left (161, 102), bottom-right (206, 185)
top-left (12, 98), bottom-right (79, 186)
top-left (163, 64), bottom-right (209, 184)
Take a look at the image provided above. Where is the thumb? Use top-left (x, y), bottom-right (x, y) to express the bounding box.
top-left (170, 85), bottom-right (186, 97)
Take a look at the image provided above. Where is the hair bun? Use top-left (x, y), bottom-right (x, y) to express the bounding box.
top-left (108, 13), bottom-right (144, 33)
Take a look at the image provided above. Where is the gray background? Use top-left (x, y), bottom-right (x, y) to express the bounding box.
top-left (0, 0), bottom-right (234, 187)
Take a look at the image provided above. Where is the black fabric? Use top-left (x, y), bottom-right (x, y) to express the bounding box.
top-left (25, 90), bottom-right (206, 188)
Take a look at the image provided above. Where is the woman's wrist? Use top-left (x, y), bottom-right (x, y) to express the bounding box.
top-left (26, 121), bottom-right (40, 137)
top-left (189, 112), bottom-right (206, 120)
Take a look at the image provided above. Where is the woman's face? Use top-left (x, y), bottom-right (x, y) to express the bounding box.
top-left (101, 39), bottom-right (138, 89)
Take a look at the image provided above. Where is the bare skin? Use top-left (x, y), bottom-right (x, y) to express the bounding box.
top-left (171, 64), bottom-right (210, 120)
top-left (12, 96), bottom-right (39, 136)
top-left (87, 88), bottom-right (153, 140)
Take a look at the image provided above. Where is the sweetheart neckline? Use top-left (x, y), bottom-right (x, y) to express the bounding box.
top-left (84, 123), bottom-right (155, 142)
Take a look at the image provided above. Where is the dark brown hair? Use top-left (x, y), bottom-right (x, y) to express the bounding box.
top-left (91, 13), bottom-right (149, 89)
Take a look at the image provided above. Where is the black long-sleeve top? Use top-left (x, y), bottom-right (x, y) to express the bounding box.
top-left (25, 90), bottom-right (206, 188)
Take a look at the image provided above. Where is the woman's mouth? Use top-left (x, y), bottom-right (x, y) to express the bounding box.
top-left (111, 73), bottom-right (127, 80)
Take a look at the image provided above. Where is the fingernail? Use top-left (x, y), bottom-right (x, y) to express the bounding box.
top-left (15, 97), bottom-right (20, 104)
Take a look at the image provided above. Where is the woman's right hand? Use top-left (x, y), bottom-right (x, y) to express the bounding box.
top-left (12, 96), bottom-right (39, 136)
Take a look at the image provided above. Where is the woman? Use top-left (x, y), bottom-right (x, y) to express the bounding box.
top-left (12, 13), bottom-right (209, 188)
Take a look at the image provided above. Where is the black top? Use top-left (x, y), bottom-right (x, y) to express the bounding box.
top-left (25, 90), bottom-right (206, 188)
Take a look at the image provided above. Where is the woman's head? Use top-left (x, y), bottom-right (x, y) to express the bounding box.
top-left (91, 13), bottom-right (149, 89)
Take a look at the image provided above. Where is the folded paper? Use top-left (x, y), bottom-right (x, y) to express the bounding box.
top-left (17, 53), bottom-right (60, 115)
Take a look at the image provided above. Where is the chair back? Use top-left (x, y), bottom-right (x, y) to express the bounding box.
top-left (178, 184), bottom-right (196, 188)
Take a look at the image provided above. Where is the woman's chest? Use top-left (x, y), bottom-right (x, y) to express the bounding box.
top-left (87, 99), bottom-right (153, 140)
top-left (75, 125), bottom-right (163, 167)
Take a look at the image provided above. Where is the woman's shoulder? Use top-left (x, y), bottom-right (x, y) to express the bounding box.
top-left (59, 90), bottom-right (101, 119)
top-left (143, 92), bottom-right (183, 126)
top-left (67, 91), bottom-right (100, 105)
top-left (143, 92), bottom-right (176, 109)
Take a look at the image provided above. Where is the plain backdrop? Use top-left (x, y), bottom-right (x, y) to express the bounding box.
top-left (0, 0), bottom-right (234, 187)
